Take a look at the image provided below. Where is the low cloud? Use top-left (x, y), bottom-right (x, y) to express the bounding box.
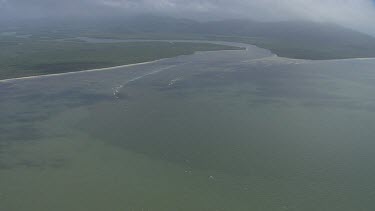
top-left (1, 0), bottom-right (375, 35)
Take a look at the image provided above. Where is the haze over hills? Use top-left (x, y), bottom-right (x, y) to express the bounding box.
top-left (106, 16), bottom-right (375, 59)
top-left (3, 15), bottom-right (375, 60)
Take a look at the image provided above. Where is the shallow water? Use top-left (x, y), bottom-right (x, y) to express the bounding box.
top-left (1, 42), bottom-right (375, 211)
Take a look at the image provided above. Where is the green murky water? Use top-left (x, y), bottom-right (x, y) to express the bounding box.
top-left (1, 42), bottom-right (375, 210)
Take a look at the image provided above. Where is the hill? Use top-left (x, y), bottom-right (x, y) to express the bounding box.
top-left (2, 15), bottom-right (375, 60)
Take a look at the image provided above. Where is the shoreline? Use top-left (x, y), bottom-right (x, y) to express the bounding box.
top-left (1, 39), bottom-right (375, 83)
top-left (2, 55), bottom-right (375, 84)
top-left (0, 39), bottom-right (247, 83)
top-left (0, 59), bottom-right (166, 83)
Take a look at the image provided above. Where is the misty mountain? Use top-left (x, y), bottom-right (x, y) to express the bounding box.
top-left (3, 15), bottom-right (375, 59)
top-left (91, 15), bottom-right (375, 59)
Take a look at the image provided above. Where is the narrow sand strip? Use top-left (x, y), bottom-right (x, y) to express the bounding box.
top-left (327, 57), bottom-right (375, 62)
top-left (0, 59), bottom-right (166, 83)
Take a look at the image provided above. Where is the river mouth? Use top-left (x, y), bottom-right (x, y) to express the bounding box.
top-left (1, 42), bottom-right (375, 210)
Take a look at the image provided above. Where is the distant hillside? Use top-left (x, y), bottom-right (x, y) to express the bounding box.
top-left (3, 15), bottom-right (375, 60)
top-left (197, 19), bottom-right (375, 59)
top-left (111, 16), bottom-right (375, 60)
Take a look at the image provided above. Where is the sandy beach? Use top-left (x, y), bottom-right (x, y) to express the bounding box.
top-left (0, 59), bottom-right (166, 83)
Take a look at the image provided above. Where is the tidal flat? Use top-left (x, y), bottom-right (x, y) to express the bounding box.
top-left (1, 42), bottom-right (375, 210)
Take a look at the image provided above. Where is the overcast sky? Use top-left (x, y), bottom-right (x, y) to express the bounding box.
top-left (1, 0), bottom-right (375, 35)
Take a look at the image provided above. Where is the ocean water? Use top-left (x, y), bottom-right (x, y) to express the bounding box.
top-left (1, 42), bottom-right (375, 210)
